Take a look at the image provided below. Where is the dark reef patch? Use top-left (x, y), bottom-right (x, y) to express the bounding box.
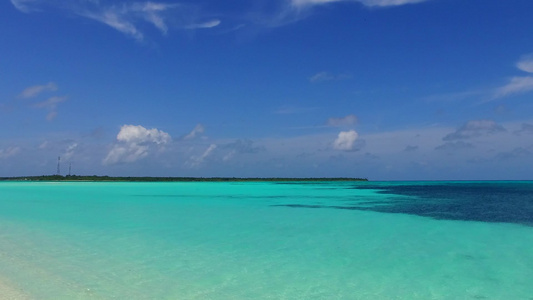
top-left (274, 182), bottom-right (533, 226)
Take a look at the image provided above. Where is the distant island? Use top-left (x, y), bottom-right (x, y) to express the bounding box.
top-left (0, 175), bottom-right (368, 182)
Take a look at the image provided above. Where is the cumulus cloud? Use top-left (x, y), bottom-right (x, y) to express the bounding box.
top-left (443, 120), bottom-right (506, 141)
top-left (333, 130), bottom-right (359, 151)
top-left (103, 124), bottom-right (171, 165)
top-left (327, 114), bottom-right (358, 127)
top-left (116, 124), bottom-right (171, 144)
top-left (517, 53), bottom-right (533, 73)
top-left (186, 144), bottom-right (217, 167)
top-left (0, 147), bottom-right (20, 159)
top-left (18, 82), bottom-right (57, 99)
top-left (184, 124), bottom-right (205, 140)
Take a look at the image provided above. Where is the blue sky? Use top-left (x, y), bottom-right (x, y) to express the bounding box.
top-left (1, 0), bottom-right (533, 180)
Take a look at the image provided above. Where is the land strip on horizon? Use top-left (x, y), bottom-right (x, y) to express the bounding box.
top-left (0, 175), bottom-right (368, 182)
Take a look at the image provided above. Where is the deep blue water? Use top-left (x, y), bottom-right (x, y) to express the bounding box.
top-left (275, 181), bottom-right (533, 226)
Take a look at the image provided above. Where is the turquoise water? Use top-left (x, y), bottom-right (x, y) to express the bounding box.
top-left (0, 181), bottom-right (532, 299)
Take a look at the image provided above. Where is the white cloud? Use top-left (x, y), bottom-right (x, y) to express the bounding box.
top-left (184, 124), bottom-right (205, 140)
top-left (186, 19), bottom-right (222, 29)
top-left (16, 83), bottom-right (66, 120)
top-left (333, 130), bottom-right (358, 151)
top-left (291, 0), bottom-right (429, 9)
top-left (116, 124), bottom-right (171, 144)
top-left (82, 9), bottom-right (144, 41)
top-left (39, 141), bottom-right (49, 149)
top-left (82, 5), bottom-right (220, 40)
top-left (223, 150), bottom-right (236, 162)
top-left (443, 120), bottom-right (506, 141)
top-left (135, 2), bottom-right (178, 34)
top-left (186, 144), bottom-right (217, 167)
top-left (491, 54), bottom-right (533, 98)
top-left (63, 143), bottom-right (78, 161)
top-left (517, 53), bottom-right (533, 73)
top-left (429, 53), bottom-right (533, 102)
top-left (251, 0), bottom-right (431, 28)
top-left (103, 124), bottom-right (171, 165)
top-left (33, 95), bottom-right (68, 109)
top-left (309, 71), bottom-right (351, 83)
top-left (310, 72), bottom-right (335, 82)
top-left (4, 120), bottom-right (532, 179)
top-left (203, 144), bottom-right (217, 158)
top-left (10, 0), bottom-right (37, 13)
top-left (327, 114), bottom-right (358, 127)
top-left (0, 147), bottom-right (20, 159)
top-left (18, 82), bottom-right (57, 99)
top-left (359, 0), bottom-right (429, 7)
top-left (494, 76), bottom-right (533, 98)
top-left (32, 95), bottom-right (68, 121)
top-left (12, 0), bottom-right (431, 40)
top-left (78, 2), bottom-right (182, 41)
top-left (13, 1), bottom-right (219, 41)
top-left (46, 111), bottom-right (58, 121)
top-left (291, 0), bottom-right (339, 8)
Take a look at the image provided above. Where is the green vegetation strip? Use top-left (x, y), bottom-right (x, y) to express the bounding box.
top-left (0, 175), bottom-right (368, 182)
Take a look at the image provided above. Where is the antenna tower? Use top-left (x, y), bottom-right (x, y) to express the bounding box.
top-left (69, 163), bottom-right (72, 176)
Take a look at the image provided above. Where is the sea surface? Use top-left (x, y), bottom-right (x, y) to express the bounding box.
top-left (0, 181), bottom-right (532, 299)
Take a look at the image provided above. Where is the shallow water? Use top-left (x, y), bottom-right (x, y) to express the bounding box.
top-left (0, 181), bottom-right (532, 299)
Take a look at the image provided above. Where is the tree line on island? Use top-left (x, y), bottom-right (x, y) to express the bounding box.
top-left (0, 175), bottom-right (368, 182)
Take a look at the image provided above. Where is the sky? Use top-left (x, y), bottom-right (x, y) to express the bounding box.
top-left (1, 0), bottom-right (533, 180)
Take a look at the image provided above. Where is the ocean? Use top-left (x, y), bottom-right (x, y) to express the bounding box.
top-left (0, 181), bottom-right (532, 299)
